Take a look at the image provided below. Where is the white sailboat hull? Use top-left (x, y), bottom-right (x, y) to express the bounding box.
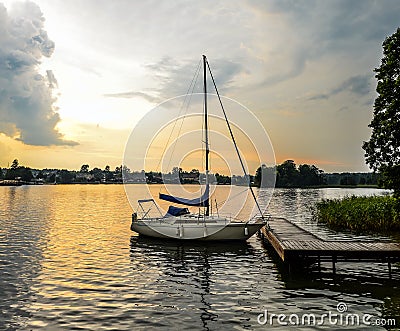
top-left (131, 216), bottom-right (266, 241)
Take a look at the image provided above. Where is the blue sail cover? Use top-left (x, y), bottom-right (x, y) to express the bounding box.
top-left (166, 206), bottom-right (190, 216)
top-left (159, 185), bottom-right (209, 207)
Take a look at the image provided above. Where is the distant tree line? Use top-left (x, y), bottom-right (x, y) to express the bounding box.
top-left (0, 159), bottom-right (124, 184)
top-left (255, 160), bottom-right (379, 188)
top-left (324, 172), bottom-right (379, 186)
top-left (0, 158), bottom-right (380, 187)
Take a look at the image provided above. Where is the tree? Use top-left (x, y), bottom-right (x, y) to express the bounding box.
top-left (80, 164), bottom-right (89, 173)
top-left (298, 164), bottom-right (324, 187)
top-left (59, 169), bottom-right (75, 184)
top-left (276, 160), bottom-right (299, 187)
top-left (19, 167), bottom-right (33, 182)
top-left (254, 164), bottom-right (276, 187)
top-left (6, 164), bottom-right (33, 181)
top-left (340, 174), bottom-right (357, 186)
top-left (114, 165), bottom-right (122, 182)
top-left (11, 159), bottom-right (19, 169)
top-left (104, 165), bottom-right (113, 181)
top-left (36, 170), bottom-right (45, 179)
top-left (90, 167), bottom-right (103, 182)
top-left (362, 28), bottom-right (400, 197)
top-left (171, 167), bottom-right (181, 183)
top-left (48, 173), bottom-right (56, 183)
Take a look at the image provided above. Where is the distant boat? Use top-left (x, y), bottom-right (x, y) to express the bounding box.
top-left (131, 55), bottom-right (268, 241)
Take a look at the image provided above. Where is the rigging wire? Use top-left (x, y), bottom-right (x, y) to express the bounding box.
top-left (165, 62), bottom-right (202, 175)
top-left (154, 59), bottom-right (202, 188)
top-left (217, 187), bottom-right (249, 206)
top-left (205, 59), bottom-right (266, 223)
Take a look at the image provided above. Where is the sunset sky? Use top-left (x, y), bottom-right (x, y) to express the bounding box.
top-left (1, 0), bottom-right (400, 173)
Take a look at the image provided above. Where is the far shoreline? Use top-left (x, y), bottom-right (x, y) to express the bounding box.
top-left (0, 181), bottom-right (384, 190)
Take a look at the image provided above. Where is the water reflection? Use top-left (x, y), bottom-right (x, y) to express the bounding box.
top-left (130, 236), bottom-right (255, 330)
top-left (0, 186), bottom-right (50, 330)
top-left (0, 185), bottom-right (398, 330)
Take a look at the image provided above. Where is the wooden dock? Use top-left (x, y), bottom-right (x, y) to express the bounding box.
top-left (259, 217), bottom-right (400, 275)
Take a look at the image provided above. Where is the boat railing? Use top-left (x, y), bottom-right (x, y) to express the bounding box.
top-left (135, 201), bottom-right (270, 225)
top-left (136, 199), bottom-right (164, 220)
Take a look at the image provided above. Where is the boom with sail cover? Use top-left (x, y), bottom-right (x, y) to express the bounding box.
top-left (159, 185), bottom-right (209, 207)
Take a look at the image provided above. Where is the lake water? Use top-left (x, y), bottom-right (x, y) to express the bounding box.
top-left (0, 185), bottom-right (398, 330)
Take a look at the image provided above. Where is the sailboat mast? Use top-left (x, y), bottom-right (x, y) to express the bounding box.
top-left (203, 55), bottom-right (210, 216)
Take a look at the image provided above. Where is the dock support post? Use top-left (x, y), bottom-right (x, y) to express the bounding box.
top-left (332, 256), bottom-right (336, 275)
top-left (388, 259), bottom-right (392, 279)
top-left (318, 255), bottom-right (321, 272)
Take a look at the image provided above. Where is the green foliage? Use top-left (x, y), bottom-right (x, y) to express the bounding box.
top-left (48, 173), bottom-right (56, 183)
top-left (298, 164), bottom-right (324, 186)
top-left (277, 160), bottom-right (299, 187)
top-left (255, 160), bottom-right (324, 188)
top-left (80, 164), bottom-right (90, 173)
top-left (59, 170), bottom-right (75, 184)
top-left (339, 175), bottom-right (357, 186)
top-left (254, 165), bottom-right (275, 187)
top-left (104, 165), bottom-right (113, 181)
top-left (315, 195), bottom-right (400, 232)
top-left (378, 165), bottom-right (400, 197)
top-left (90, 167), bottom-right (104, 182)
top-left (325, 172), bottom-right (379, 186)
top-left (362, 27), bottom-right (400, 196)
top-left (11, 159), bottom-right (19, 169)
top-left (114, 165), bottom-right (122, 181)
top-left (277, 160), bottom-right (324, 187)
top-left (5, 165), bottom-right (33, 182)
top-left (5, 160), bottom-right (32, 182)
top-left (215, 173), bottom-right (231, 185)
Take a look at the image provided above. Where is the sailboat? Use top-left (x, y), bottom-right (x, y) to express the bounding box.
top-left (130, 55), bottom-right (268, 240)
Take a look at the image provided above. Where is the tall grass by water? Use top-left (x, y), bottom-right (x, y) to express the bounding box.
top-left (315, 195), bottom-right (400, 232)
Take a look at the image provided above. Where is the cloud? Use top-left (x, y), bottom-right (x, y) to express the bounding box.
top-left (103, 91), bottom-right (160, 103)
top-left (0, 1), bottom-right (77, 146)
top-left (105, 56), bottom-right (246, 103)
top-left (46, 70), bottom-right (58, 88)
top-left (309, 74), bottom-right (372, 100)
top-left (247, 0), bottom-right (400, 87)
top-left (249, 0), bottom-right (400, 43)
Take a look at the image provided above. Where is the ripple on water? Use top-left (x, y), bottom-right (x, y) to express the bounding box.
top-left (0, 185), bottom-right (398, 330)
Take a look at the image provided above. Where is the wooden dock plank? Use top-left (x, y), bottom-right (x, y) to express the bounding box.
top-left (260, 217), bottom-right (400, 267)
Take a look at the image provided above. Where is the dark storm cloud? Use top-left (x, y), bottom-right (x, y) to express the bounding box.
top-left (310, 74), bottom-right (372, 100)
top-left (0, 1), bottom-right (77, 146)
top-left (251, 0), bottom-right (400, 42)
top-left (247, 0), bottom-right (400, 85)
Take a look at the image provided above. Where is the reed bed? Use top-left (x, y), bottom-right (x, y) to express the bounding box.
top-left (315, 195), bottom-right (400, 232)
